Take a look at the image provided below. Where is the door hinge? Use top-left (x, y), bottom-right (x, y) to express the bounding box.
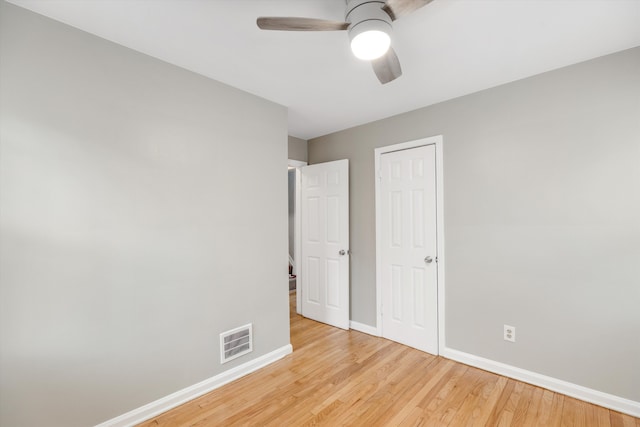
top-left (377, 169), bottom-right (382, 182)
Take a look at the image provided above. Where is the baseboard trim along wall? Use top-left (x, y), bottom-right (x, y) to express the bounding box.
top-left (95, 344), bottom-right (293, 427)
top-left (441, 347), bottom-right (640, 418)
top-left (349, 321), bottom-right (379, 337)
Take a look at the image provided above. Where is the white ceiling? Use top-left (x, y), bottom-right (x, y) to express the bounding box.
top-left (9, 0), bottom-right (640, 140)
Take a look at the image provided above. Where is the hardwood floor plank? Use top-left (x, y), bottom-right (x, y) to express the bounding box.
top-left (383, 357), bottom-right (457, 425)
top-left (447, 371), bottom-right (504, 427)
top-left (562, 396), bottom-right (589, 427)
top-left (586, 403), bottom-right (612, 427)
top-left (495, 380), bottom-right (526, 426)
top-left (422, 367), bottom-right (487, 425)
top-left (511, 383), bottom-right (535, 426)
top-left (611, 411), bottom-right (640, 427)
top-left (537, 389), bottom-right (565, 427)
top-left (521, 386), bottom-right (544, 427)
top-left (334, 350), bottom-right (436, 425)
top-left (467, 375), bottom-right (509, 427)
top-left (136, 292), bottom-right (640, 426)
top-left (398, 407), bottom-right (428, 427)
top-left (316, 346), bottom-right (417, 424)
top-left (355, 354), bottom-right (440, 426)
top-left (483, 377), bottom-right (517, 425)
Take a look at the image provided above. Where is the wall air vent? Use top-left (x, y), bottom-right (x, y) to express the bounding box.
top-left (220, 324), bottom-right (253, 364)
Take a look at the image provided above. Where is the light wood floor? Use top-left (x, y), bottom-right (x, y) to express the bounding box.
top-left (138, 292), bottom-right (639, 426)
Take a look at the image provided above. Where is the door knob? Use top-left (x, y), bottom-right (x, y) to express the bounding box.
top-left (339, 250), bottom-right (346, 256)
top-left (424, 256), bottom-right (433, 264)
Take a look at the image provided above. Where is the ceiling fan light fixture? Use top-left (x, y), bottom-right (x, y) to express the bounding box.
top-left (350, 26), bottom-right (391, 60)
top-left (346, 0), bottom-right (393, 61)
top-left (258, 0), bottom-right (422, 84)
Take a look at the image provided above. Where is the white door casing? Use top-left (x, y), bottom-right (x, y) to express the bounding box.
top-left (300, 159), bottom-right (350, 330)
top-left (376, 137), bottom-right (443, 355)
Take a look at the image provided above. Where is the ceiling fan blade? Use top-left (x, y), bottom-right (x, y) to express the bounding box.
top-left (382, 0), bottom-right (435, 21)
top-left (257, 17), bottom-right (349, 31)
top-left (372, 47), bottom-right (402, 84)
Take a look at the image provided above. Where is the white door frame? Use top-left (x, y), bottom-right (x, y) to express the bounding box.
top-left (374, 135), bottom-right (445, 354)
top-left (288, 159), bottom-right (306, 315)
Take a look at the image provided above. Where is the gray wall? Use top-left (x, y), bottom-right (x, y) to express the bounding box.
top-left (288, 135), bottom-right (308, 162)
top-left (0, 3), bottom-right (289, 426)
top-left (309, 47), bottom-right (640, 402)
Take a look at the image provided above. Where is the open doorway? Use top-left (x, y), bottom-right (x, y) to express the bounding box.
top-left (288, 159), bottom-right (306, 315)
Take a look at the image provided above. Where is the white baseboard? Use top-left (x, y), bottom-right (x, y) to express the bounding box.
top-left (441, 347), bottom-right (640, 418)
top-left (350, 320), bottom-right (379, 336)
top-left (95, 344), bottom-right (293, 427)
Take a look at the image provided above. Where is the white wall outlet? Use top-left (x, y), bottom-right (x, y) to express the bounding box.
top-left (504, 325), bottom-right (516, 342)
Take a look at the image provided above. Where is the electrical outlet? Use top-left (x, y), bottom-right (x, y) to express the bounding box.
top-left (504, 325), bottom-right (516, 342)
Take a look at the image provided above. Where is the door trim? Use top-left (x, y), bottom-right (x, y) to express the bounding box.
top-left (288, 159), bottom-right (306, 315)
top-left (374, 135), bottom-right (445, 354)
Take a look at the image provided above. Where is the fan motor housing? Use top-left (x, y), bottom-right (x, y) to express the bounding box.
top-left (346, 0), bottom-right (392, 32)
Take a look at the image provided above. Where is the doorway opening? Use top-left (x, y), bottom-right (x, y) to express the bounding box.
top-left (288, 159), bottom-right (306, 315)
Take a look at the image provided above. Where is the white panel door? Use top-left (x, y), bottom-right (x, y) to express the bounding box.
top-left (301, 159), bottom-right (349, 330)
top-left (380, 145), bottom-right (438, 354)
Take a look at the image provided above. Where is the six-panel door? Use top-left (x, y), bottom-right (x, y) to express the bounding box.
top-left (380, 145), bottom-right (438, 354)
top-left (300, 159), bottom-right (350, 330)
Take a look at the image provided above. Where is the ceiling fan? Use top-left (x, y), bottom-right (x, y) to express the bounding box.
top-left (256, 0), bottom-right (434, 84)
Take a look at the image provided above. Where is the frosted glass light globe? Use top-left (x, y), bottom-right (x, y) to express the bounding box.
top-left (350, 29), bottom-right (391, 60)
